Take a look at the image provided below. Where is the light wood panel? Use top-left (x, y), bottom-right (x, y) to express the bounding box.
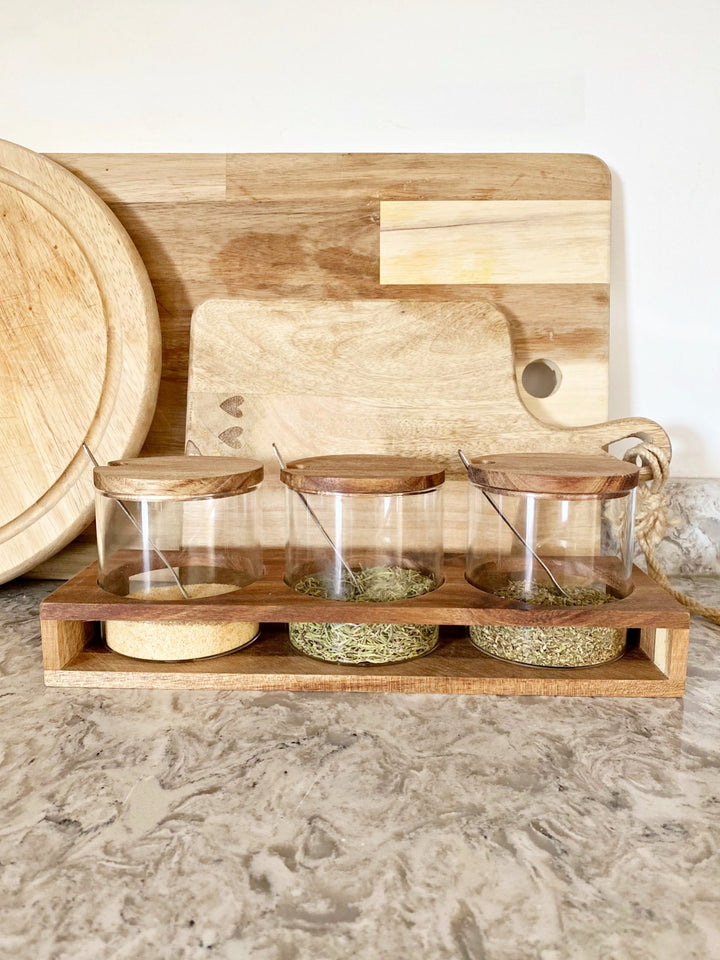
top-left (48, 153), bottom-right (227, 203)
top-left (0, 139), bottom-right (161, 584)
top-left (41, 619), bottom-right (95, 671)
top-left (225, 153), bottom-right (611, 202)
top-left (380, 200), bottom-right (611, 284)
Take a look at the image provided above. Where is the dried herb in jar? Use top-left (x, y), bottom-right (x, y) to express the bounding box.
top-left (469, 580), bottom-right (625, 668)
top-left (290, 565), bottom-right (438, 665)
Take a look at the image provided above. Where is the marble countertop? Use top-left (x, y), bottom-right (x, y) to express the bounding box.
top-left (1, 577), bottom-right (719, 960)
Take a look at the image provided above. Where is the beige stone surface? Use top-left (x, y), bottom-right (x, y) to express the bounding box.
top-left (1, 576), bottom-right (719, 958)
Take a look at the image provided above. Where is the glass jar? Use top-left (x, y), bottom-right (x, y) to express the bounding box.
top-left (464, 453), bottom-right (639, 667)
top-left (93, 455), bottom-right (263, 660)
top-left (280, 454), bottom-right (444, 664)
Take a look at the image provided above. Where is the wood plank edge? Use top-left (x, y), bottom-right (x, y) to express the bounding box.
top-left (42, 670), bottom-right (683, 696)
top-left (37, 603), bottom-right (694, 629)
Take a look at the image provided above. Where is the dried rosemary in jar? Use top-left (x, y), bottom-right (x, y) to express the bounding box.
top-left (469, 580), bottom-right (625, 668)
top-left (290, 565), bottom-right (439, 664)
top-left (280, 454), bottom-right (446, 665)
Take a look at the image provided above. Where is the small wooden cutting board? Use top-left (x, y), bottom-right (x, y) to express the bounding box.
top-left (186, 298), bottom-right (669, 551)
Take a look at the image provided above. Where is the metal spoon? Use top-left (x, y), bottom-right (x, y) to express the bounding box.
top-left (457, 449), bottom-right (570, 599)
top-left (82, 443), bottom-right (191, 600)
top-left (272, 443), bottom-right (361, 593)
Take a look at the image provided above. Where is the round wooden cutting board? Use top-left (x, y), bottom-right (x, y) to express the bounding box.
top-left (0, 139), bottom-right (161, 584)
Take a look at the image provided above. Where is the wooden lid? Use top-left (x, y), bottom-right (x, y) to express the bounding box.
top-left (280, 455), bottom-right (445, 495)
top-left (94, 456), bottom-right (264, 500)
top-left (465, 453), bottom-right (639, 496)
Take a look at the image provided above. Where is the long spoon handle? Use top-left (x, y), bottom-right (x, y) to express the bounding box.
top-left (82, 443), bottom-right (191, 600)
top-left (457, 449), bottom-right (570, 599)
top-left (272, 443), bottom-right (361, 591)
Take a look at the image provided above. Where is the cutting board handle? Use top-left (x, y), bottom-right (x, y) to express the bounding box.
top-left (571, 416), bottom-right (671, 478)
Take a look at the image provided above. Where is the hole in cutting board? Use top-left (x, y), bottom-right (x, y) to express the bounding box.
top-left (521, 359), bottom-right (562, 398)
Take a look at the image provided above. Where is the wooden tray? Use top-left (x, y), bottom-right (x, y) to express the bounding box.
top-left (40, 552), bottom-right (690, 697)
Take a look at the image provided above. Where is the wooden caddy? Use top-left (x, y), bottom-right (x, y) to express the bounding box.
top-left (40, 551), bottom-right (690, 697)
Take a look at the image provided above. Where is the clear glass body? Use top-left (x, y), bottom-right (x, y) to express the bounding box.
top-left (96, 486), bottom-right (263, 599)
top-left (466, 486), bottom-right (635, 599)
top-left (285, 486), bottom-right (443, 664)
top-left (285, 487), bottom-right (443, 594)
top-left (465, 484), bottom-right (636, 667)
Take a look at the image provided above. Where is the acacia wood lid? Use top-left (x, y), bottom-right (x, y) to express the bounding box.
top-left (280, 455), bottom-right (445, 495)
top-left (93, 456), bottom-right (264, 500)
top-left (465, 452), bottom-right (639, 496)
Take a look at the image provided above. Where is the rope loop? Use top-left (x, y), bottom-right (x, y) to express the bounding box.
top-left (623, 442), bottom-right (678, 549)
top-left (623, 441), bottom-right (720, 625)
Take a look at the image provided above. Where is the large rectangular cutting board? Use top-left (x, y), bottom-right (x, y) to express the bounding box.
top-left (186, 299), bottom-right (668, 551)
top-left (35, 151), bottom-right (616, 577)
top-left (51, 151), bottom-right (615, 450)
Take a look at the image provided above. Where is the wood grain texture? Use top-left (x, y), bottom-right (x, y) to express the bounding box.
top-left (31, 152), bottom-right (616, 578)
top-left (26, 540), bottom-right (98, 581)
top-left (43, 637), bottom-right (682, 697)
top-left (49, 152), bottom-right (612, 440)
top-left (94, 455), bottom-right (263, 499)
top-left (186, 298), bottom-right (669, 550)
top-left (41, 619), bottom-right (95, 671)
top-left (666, 627), bottom-right (690, 684)
top-left (0, 139), bottom-right (161, 584)
top-left (104, 204), bottom-right (609, 431)
top-left (40, 554), bottom-right (689, 696)
top-left (0, 184), bottom-right (106, 521)
top-left (466, 452), bottom-right (639, 496)
top-left (380, 200), bottom-right (611, 285)
top-left (225, 153), bottom-right (611, 202)
top-left (39, 553), bottom-right (690, 628)
top-left (47, 154), bottom-right (227, 203)
top-left (281, 455), bottom-right (445, 495)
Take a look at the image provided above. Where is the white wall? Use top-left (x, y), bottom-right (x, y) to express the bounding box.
top-left (1, 0), bottom-right (718, 476)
